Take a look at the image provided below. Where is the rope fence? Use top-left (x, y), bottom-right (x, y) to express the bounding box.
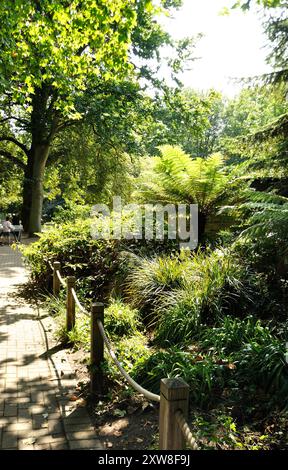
top-left (56, 269), bottom-right (66, 287)
top-left (71, 287), bottom-right (89, 315)
top-left (175, 410), bottom-right (198, 450)
top-left (48, 259), bottom-right (198, 450)
top-left (97, 318), bottom-right (160, 403)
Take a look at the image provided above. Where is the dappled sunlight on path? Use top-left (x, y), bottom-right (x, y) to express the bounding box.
top-left (0, 246), bottom-right (103, 450)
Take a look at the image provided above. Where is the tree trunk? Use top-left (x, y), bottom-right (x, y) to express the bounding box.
top-left (21, 156), bottom-right (33, 232)
top-left (28, 144), bottom-right (50, 236)
top-left (20, 85), bottom-right (59, 234)
top-left (198, 212), bottom-right (207, 243)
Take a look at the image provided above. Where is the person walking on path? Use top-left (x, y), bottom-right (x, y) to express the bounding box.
top-left (1, 217), bottom-right (15, 245)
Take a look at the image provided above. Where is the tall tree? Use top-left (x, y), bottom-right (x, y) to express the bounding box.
top-left (0, 0), bottom-right (185, 234)
top-left (142, 88), bottom-right (224, 157)
top-left (0, 0), bottom-right (139, 233)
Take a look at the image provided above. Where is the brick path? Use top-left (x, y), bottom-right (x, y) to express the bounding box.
top-left (0, 246), bottom-right (103, 450)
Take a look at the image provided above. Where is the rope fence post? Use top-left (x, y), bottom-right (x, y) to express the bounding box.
top-left (159, 378), bottom-right (189, 450)
top-left (90, 302), bottom-right (104, 395)
top-left (66, 276), bottom-right (76, 332)
top-left (53, 261), bottom-right (61, 297)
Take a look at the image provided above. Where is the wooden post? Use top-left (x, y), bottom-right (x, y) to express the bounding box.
top-left (53, 262), bottom-right (61, 297)
top-left (66, 276), bottom-right (76, 332)
top-left (159, 378), bottom-right (189, 450)
top-left (90, 302), bottom-right (104, 395)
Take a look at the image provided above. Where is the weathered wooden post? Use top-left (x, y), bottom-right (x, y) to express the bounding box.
top-left (53, 261), bottom-right (61, 297)
top-left (66, 276), bottom-right (76, 332)
top-left (159, 378), bottom-right (189, 450)
top-left (90, 302), bottom-right (104, 395)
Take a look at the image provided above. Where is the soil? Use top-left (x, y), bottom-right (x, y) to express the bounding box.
top-left (65, 348), bottom-right (159, 450)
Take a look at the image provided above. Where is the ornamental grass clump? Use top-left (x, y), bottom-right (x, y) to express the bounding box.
top-left (127, 248), bottom-right (262, 345)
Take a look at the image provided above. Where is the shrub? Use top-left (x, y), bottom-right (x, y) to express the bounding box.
top-left (132, 325), bottom-right (288, 409)
top-left (234, 339), bottom-right (288, 407)
top-left (107, 332), bottom-right (152, 376)
top-left (21, 218), bottom-right (121, 301)
top-left (127, 248), bottom-right (263, 344)
top-left (105, 299), bottom-right (141, 337)
top-left (198, 316), bottom-right (273, 355)
top-left (126, 250), bottom-right (192, 314)
top-left (132, 347), bottom-right (229, 408)
top-left (154, 289), bottom-right (201, 345)
top-left (46, 294), bottom-right (151, 383)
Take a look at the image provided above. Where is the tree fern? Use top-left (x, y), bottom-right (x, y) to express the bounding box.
top-left (133, 145), bottom-right (238, 240)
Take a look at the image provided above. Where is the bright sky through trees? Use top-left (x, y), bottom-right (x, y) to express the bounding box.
top-left (160, 0), bottom-right (273, 96)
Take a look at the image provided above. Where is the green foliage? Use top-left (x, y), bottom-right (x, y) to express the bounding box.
top-left (126, 250), bottom-right (190, 312)
top-left (190, 411), bottom-right (271, 450)
top-left (127, 248), bottom-right (262, 345)
top-left (154, 250), bottom-right (262, 345)
top-left (105, 299), bottom-right (141, 337)
top-left (47, 293), bottom-right (151, 378)
top-left (0, 162), bottom-right (22, 212)
top-left (49, 122), bottom-right (140, 207)
top-left (20, 218), bottom-right (121, 301)
top-left (136, 145), bottom-right (230, 207)
top-left (144, 88), bottom-right (224, 157)
top-left (0, 0), bottom-right (138, 117)
top-left (0, 0), bottom-right (188, 234)
top-left (107, 332), bottom-right (151, 375)
top-left (132, 347), bottom-right (229, 407)
top-left (240, 191), bottom-right (288, 243)
top-left (134, 145), bottom-right (238, 240)
top-left (232, 0), bottom-right (284, 10)
top-left (221, 86), bottom-right (288, 139)
top-left (235, 338), bottom-right (288, 403)
top-left (133, 317), bottom-right (288, 409)
top-left (231, 191), bottom-right (288, 284)
top-left (199, 315), bottom-right (273, 355)
top-left (49, 202), bottom-right (92, 223)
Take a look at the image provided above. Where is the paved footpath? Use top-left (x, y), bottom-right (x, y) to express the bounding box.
top-left (0, 245), bottom-right (103, 450)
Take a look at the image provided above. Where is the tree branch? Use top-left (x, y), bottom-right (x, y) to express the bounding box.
top-left (0, 116), bottom-right (29, 127)
top-left (0, 136), bottom-right (30, 157)
top-left (0, 149), bottom-right (26, 170)
top-left (0, 116), bottom-right (29, 129)
top-left (56, 119), bottom-right (80, 133)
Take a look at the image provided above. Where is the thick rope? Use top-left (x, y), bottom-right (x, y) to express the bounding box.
top-left (71, 288), bottom-right (89, 316)
top-left (97, 319), bottom-right (160, 403)
top-left (175, 410), bottom-right (198, 450)
top-left (56, 270), bottom-right (66, 287)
